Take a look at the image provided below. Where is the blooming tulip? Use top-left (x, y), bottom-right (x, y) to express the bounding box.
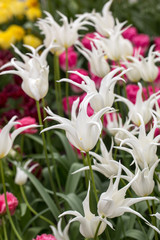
top-left (50, 218), bottom-right (70, 240)
top-left (42, 94), bottom-right (113, 152)
top-left (0, 116), bottom-right (39, 159)
top-left (98, 163), bottom-right (157, 220)
top-left (59, 67), bottom-right (128, 112)
top-left (59, 183), bottom-right (113, 238)
top-left (0, 44), bottom-right (53, 101)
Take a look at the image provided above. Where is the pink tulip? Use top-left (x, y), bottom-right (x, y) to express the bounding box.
top-left (0, 192), bottom-right (18, 216)
top-left (33, 234), bottom-right (56, 240)
top-left (14, 117), bottom-right (38, 134)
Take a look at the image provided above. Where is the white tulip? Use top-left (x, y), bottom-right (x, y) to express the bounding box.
top-left (122, 158), bottom-right (159, 196)
top-left (99, 20), bottom-right (133, 61)
top-left (98, 163), bottom-right (157, 220)
top-left (76, 40), bottom-right (110, 78)
top-left (37, 11), bottom-right (90, 51)
top-left (116, 82), bottom-right (160, 125)
top-left (15, 159), bottom-right (39, 185)
top-left (115, 114), bottom-right (160, 169)
top-left (59, 67), bottom-right (128, 112)
top-left (0, 116), bottom-right (39, 159)
top-left (89, 0), bottom-right (114, 36)
top-left (59, 183), bottom-right (113, 238)
top-left (42, 94), bottom-right (114, 152)
top-left (0, 44), bottom-right (53, 101)
top-left (50, 218), bottom-right (70, 240)
top-left (72, 139), bottom-right (119, 178)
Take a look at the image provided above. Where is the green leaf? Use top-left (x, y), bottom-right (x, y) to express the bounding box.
top-left (54, 131), bottom-right (78, 165)
top-left (23, 227), bottom-right (45, 240)
top-left (22, 208), bottom-right (50, 234)
top-left (58, 193), bottom-right (83, 214)
top-left (125, 229), bottom-right (146, 240)
top-left (65, 163), bottom-right (83, 194)
top-left (20, 203), bottom-right (27, 217)
top-left (23, 169), bottom-right (60, 220)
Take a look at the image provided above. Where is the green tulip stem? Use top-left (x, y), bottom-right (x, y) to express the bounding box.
top-left (65, 47), bottom-right (70, 118)
top-left (2, 217), bottom-right (8, 240)
top-left (94, 220), bottom-right (102, 240)
top-left (54, 54), bottom-right (63, 116)
top-left (0, 159), bottom-right (22, 240)
top-left (146, 200), bottom-right (158, 240)
top-left (36, 100), bottom-right (61, 211)
top-left (86, 152), bottom-right (98, 203)
top-left (42, 98), bottom-right (63, 192)
top-left (20, 185), bottom-right (55, 226)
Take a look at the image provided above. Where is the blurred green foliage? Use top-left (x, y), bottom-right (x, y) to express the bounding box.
top-left (40, 0), bottom-right (160, 37)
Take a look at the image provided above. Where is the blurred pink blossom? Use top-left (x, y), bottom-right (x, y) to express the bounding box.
top-left (14, 117), bottom-right (38, 134)
top-left (122, 26), bottom-right (138, 41)
top-left (81, 32), bottom-right (99, 50)
top-left (69, 69), bottom-right (88, 93)
top-left (59, 47), bottom-right (77, 71)
top-left (33, 234), bottom-right (56, 240)
top-left (0, 192), bottom-right (18, 216)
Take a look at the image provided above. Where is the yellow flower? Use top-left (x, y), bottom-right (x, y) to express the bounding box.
top-left (0, 31), bottom-right (16, 49)
top-left (9, 1), bottom-right (26, 18)
top-left (26, 7), bottom-right (41, 21)
top-left (0, 3), bottom-right (13, 24)
top-left (8, 25), bottom-right (25, 41)
top-left (25, 0), bottom-right (39, 8)
top-left (23, 34), bottom-right (42, 48)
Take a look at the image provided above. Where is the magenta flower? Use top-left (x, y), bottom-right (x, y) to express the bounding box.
top-left (59, 48), bottom-right (78, 71)
top-left (0, 192), bottom-right (18, 216)
top-left (33, 234), bottom-right (56, 240)
top-left (14, 117), bottom-right (38, 134)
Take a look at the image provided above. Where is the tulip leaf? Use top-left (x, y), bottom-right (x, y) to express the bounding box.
top-left (54, 131), bottom-right (78, 165)
top-left (58, 192), bottom-right (83, 214)
top-left (20, 203), bottom-right (27, 217)
top-left (22, 208), bottom-right (50, 234)
top-left (125, 229), bottom-right (146, 240)
top-left (22, 169), bottom-right (60, 220)
top-left (23, 226), bottom-right (46, 240)
top-left (65, 162), bottom-right (83, 194)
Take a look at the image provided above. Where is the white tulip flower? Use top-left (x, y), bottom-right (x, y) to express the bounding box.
top-left (0, 116), bottom-right (39, 159)
top-left (105, 114), bottom-right (138, 145)
top-left (59, 183), bottom-right (113, 238)
top-left (37, 11), bottom-right (90, 52)
top-left (50, 218), bottom-right (70, 240)
top-left (0, 44), bottom-right (53, 101)
top-left (125, 45), bottom-right (159, 83)
top-left (115, 114), bottom-right (160, 169)
top-left (59, 67), bottom-right (128, 112)
top-left (73, 139), bottom-right (119, 178)
top-left (98, 163), bottom-right (157, 220)
top-left (76, 40), bottom-right (110, 78)
top-left (122, 52), bottom-right (141, 82)
top-left (98, 20), bottom-right (133, 61)
top-left (15, 159), bottom-right (39, 185)
top-left (116, 82), bottom-right (160, 125)
top-left (122, 160), bottom-right (159, 197)
top-left (89, 0), bottom-right (114, 36)
top-left (41, 94), bottom-right (114, 152)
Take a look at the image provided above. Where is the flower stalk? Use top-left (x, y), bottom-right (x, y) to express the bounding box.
top-left (36, 100), bottom-right (61, 211)
top-left (86, 152), bottom-right (98, 203)
top-left (0, 159), bottom-right (22, 240)
top-left (20, 185), bottom-right (55, 226)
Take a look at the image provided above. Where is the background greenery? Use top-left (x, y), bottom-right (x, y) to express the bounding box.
top-left (40, 0), bottom-right (160, 37)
